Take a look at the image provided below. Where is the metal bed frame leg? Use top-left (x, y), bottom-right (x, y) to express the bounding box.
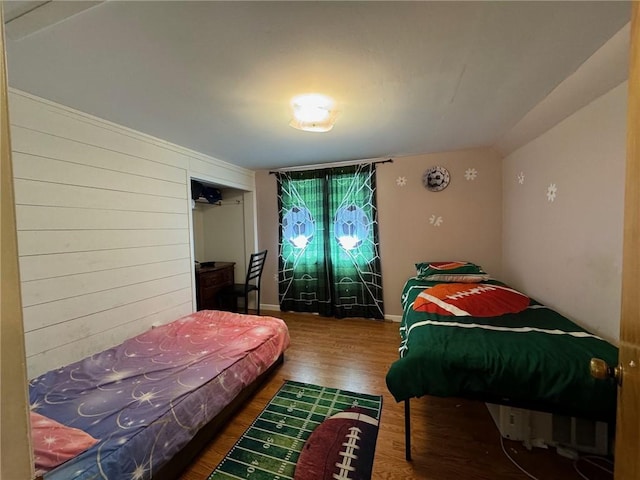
top-left (405, 399), bottom-right (412, 461)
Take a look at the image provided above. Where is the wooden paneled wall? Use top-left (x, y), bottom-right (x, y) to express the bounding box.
top-left (8, 89), bottom-right (255, 378)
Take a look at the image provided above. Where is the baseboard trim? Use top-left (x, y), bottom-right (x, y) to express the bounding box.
top-left (260, 304), bottom-right (281, 313)
top-left (260, 304), bottom-right (401, 322)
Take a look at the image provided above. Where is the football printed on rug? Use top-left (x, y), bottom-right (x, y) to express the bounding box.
top-left (413, 283), bottom-right (530, 317)
top-left (294, 407), bottom-right (379, 480)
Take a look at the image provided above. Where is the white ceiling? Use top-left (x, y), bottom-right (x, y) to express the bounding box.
top-left (2, 1), bottom-right (631, 170)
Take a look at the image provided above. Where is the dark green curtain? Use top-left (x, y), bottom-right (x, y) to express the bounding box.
top-left (277, 164), bottom-right (384, 319)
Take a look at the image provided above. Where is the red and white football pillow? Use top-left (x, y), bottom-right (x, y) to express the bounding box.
top-left (413, 282), bottom-right (530, 317)
top-left (294, 407), bottom-right (379, 480)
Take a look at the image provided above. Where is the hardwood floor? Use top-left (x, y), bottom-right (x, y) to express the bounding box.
top-left (178, 311), bottom-right (614, 480)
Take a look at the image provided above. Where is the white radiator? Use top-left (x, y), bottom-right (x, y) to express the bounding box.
top-left (486, 403), bottom-right (610, 456)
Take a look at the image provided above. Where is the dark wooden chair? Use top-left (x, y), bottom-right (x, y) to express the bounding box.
top-left (221, 250), bottom-right (267, 315)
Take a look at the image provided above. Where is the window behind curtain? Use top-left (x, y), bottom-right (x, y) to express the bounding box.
top-left (277, 164), bottom-right (384, 319)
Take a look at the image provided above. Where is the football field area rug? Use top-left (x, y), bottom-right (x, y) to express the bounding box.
top-left (207, 380), bottom-right (383, 480)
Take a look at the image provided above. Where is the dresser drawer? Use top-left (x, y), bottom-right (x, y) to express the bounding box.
top-left (200, 269), bottom-right (233, 288)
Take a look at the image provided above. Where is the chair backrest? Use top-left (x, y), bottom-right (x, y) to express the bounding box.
top-left (246, 250), bottom-right (267, 286)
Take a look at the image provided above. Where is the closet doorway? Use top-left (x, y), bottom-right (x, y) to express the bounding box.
top-left (189, 179), bottom-right (257, 310)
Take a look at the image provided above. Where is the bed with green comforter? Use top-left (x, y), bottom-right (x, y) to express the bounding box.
top-left (385, 274), bottom-right (618, 422)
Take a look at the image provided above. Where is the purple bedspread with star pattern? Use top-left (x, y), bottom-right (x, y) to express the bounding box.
top-left (30, 310), bottom-right (290, 480)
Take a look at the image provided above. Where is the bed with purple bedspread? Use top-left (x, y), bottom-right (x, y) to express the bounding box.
top-left (30, 310), bottom-right (290, 479)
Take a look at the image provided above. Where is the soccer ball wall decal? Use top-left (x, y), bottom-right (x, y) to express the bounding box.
top-left (282, 206), bottom-right (315, 248)
top-left (422, 165), bottom-right (450, 192)
top-left (334, 204), bottom-right (369, 251)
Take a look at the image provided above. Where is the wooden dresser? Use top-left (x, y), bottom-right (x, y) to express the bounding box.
top-left (195, 262), bottom-right (235, 311)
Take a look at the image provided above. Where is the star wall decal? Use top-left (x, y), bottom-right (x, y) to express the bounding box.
top-left (429, 214), bottom-right (444, 227)
top-left (464, 168), bottom-right (478, 181)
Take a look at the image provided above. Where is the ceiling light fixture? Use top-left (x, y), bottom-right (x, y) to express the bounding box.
top-left (289, 93), bottom-right (338, 133)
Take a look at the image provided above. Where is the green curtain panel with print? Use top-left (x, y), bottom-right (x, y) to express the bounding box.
top-left (277, 164), bottom-right (383, 319)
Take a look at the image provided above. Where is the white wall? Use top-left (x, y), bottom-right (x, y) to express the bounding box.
top-left (202, 190), bottom-right (247, 282)
top-left (192, 189), bottom-right (248, 282)
top-left (192, 204), bottom-right (206, 262)
top-left (9, 89), bottom-right (256, 378)
top-left (502, 82), bottom-right (627, 343)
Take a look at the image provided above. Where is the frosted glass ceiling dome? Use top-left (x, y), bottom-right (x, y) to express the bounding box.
top-left (289, 93), bottom-right (338, 133)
